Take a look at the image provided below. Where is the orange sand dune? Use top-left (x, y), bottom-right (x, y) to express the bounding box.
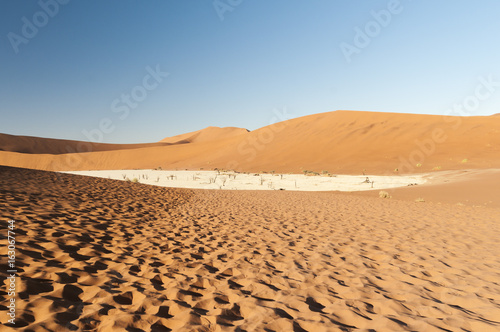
top-left (1, 166), bottom-right (499, 331)
top-left (1, 111), bottom-right (500, 174)
top-left (0, 133), bottom-right (171, 155)
top-left (228, 110), bottom-right (500, 174)
top-left (160, 126), bottom-right (249, 144)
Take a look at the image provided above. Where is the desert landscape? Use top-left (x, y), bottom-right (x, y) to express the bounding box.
top-left (2, 111), bottom-right (500, 175)
top-left (2, 1), bottom-right (500, 330)
top-left (1, 111), bottom-right (500, 331)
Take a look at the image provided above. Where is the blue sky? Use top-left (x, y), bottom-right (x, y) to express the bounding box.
top-left (1, 0), bottom-right (499, 143)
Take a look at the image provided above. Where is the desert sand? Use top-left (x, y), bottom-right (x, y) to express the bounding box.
top-left (1, 111), bottom-right (500, 174)
top-left (1, 166), bottom-right (500, 331)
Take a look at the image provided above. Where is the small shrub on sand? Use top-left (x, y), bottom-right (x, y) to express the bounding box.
top-left (461, 158), bottom-right (468, 164)
top-left (379, 191), bottom-right (391, 199)
top-left (415, 197), bottom-right (425, 202)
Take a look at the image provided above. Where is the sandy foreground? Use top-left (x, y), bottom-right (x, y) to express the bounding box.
top-left (60, 170), bottom-right (426, 192)
top-left (1, 166), bottom-right (500, 331)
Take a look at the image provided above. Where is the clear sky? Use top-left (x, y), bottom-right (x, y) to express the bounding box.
top-left (1, 1), bottom-right (499, 143)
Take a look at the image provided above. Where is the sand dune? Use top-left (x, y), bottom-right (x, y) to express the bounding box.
top-left (1, 111), bottom-right (500, 174)
top-left (160, 126), bottom-right (249, 144)
top-left (229, 110), bottom-right (500, 174)
top-left (1, 166), bottom-right (499, 331)
top-left (0, 133), bottom-right (171, 155)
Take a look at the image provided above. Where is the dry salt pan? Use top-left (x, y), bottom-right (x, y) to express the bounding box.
top-left (61, 170), bottom-right (426, 192)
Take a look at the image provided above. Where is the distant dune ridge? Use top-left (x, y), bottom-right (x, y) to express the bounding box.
top-left (160, 126), bottom-right (249, 144)
top-left (0, 133), bottom-right (171, 155)
top-left (1, 110), bottom-right (500, 174)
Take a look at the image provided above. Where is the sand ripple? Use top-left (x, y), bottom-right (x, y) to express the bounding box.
top-left (1, 166), bottom-right (499, 331)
